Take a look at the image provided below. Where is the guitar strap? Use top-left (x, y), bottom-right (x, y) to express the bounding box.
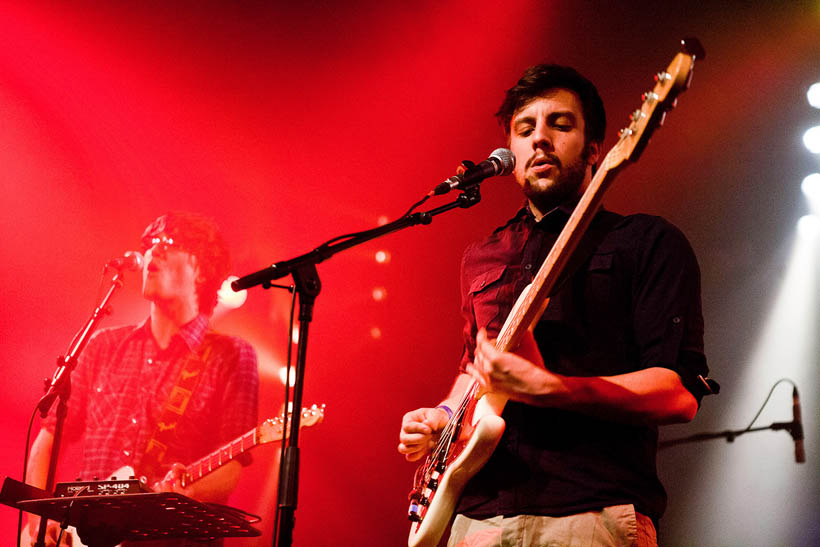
top-left (141, 333), bottom-right (222, 481)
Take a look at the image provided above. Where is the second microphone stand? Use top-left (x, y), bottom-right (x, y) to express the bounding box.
top-left (231, 187), bottom-right (483, 547)
top-left (32, 268), bottom-right (127, 547)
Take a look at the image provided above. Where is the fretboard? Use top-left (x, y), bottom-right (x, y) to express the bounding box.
top-left (182, 427), bottom-right (259, 486)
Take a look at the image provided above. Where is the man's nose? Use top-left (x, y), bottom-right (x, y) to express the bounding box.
top-left (532, 122), bottom-right (553, 150)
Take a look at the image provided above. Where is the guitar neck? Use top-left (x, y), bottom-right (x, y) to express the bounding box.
top-left (496, 161), bottom-right (616, 353)
top-left (182, 427), bottom-right (260, 486)
top-left (180, 404), bottom-right (325, 487)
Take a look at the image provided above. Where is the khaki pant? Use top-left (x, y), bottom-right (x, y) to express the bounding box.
top-left (448, 504), bottom-right (657, 547)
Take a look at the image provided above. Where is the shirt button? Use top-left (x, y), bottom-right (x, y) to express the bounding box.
top-left (96, 386), bottom-right (102, 393)
top-left (147, 358), bottom-right (153, 365)
top-left (131, 418), bottom-right (138, 424)
top-left (524, 263), bottom-right (532, 270)
top-left (672, 316), bottom-right (681, 324)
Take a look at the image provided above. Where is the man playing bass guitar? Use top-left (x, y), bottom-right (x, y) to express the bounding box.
top-left (398, 64), bottom-right (713, 546)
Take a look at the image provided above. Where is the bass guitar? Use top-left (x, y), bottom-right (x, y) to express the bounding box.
top-left (407, 38), bottom-right (705, 547)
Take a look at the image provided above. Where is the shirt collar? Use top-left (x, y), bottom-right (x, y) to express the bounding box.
top-left (138, 313), bottom-right (209, 353)
top-left (521, 198), bottom-right (577, 231)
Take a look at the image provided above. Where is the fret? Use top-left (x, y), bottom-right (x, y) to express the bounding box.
top-left (179, 405), bottom-right (324, 487)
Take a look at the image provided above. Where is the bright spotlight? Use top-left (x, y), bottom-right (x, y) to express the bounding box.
top-left (808, 82), bottom-right (820, 109)
top-left (797, 214), bottom-right (820, 239)
top-left (372, 287), bottom-right (387, 301)
top-left (375, 250), bottom-right (391, 264)
top-left (370, 326), bottom-right (382, 339)
top-left (803, 126), bottom-right (820, 153)
top-left (802, 173), bottom-right (820, 197)
top-left (217, 276), bottom-right (248, 309)
top-left (278, 366), bottom-right (296, 387)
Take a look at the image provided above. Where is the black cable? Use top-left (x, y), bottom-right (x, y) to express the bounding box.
top-left (307, 192), bottom-right (432, 249)
top-left (740, 377), bottom-right (797, 434)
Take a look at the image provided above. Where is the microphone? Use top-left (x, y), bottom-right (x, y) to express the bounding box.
top-left (106, 251), bottom-right (144, 272)
top-left (792, 386), bottom-right (805, 463)
top-left (429, 148), bottom-right (515, 196)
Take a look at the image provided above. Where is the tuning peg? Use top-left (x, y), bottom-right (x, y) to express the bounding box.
top-left (654, 71), bottom-right (671, 83)
top-left (631, 109), bottom-right (643, 122)
top-left (618, 128), bottom-right (634, 138)
top-left (681, 37), bottom-right (706, 60)
top-left (641, 91), bottom-right (659, 102)
top-left (657, 111), bottom-right (668, 127)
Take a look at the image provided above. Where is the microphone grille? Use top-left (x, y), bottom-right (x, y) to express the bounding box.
top-left (125, 251), bottom-right (145, 271)
top-left (490, 148), bottom-right (515, 175)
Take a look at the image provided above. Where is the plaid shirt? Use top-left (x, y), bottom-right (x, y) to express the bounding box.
top-left (44, 314), bottom-right (258, 484)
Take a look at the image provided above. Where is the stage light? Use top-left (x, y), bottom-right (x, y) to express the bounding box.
top-left (802, 173), bottom-right (820, 198)
top-left (214, 275), bottom-right (247, 315)
top-left (377, 215), bottom-right (389, 226)
top-left (375, 250), bottom-right (391, 264)
top-left (372, 287), bottom-right (387, 301)
top-left (803, 125), bottom-right (820, 153)
top-left (797, 214), bottom-right (820, 239)
top-left (370, 326), bottom-right (382, 339)
top-left (801, 173), bottom-right (820, 214)
top-left (278, 366), bottom-right (296, 387)
top-left (291, 325), bottom-right (299, 344)
top-left (808, 82), bottom-right (820, 109)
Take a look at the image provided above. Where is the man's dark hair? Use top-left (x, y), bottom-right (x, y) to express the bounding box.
top-left (141, 211), bottom-right (231, 316)
top-left (496, 64), bottom-right (606, 145)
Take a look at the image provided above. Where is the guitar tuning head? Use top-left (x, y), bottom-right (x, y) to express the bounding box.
top-left (681, 37), bottom-right (706, 60)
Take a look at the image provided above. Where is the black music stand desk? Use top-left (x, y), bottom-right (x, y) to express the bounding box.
top-left (2, 477), bottom-right (261, 546)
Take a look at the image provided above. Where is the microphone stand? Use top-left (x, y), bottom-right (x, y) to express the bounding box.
top-left (231, 187), bottom-right (483, 547)
top-left (31, 269), bottom-right (126, 547)
top-left (659, 421), bottom-right (802, 449)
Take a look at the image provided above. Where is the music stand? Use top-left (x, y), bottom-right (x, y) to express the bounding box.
top-left (2, 477), bottom-right (260, 547)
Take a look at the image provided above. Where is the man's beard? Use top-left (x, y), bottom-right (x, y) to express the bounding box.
top-left (523, 148), bottom-right (590, 213)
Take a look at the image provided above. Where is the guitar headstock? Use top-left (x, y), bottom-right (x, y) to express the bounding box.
top-left (257, 403), bottom-right (326, 443)
top-left (604, 38), bottom-right (704, 170)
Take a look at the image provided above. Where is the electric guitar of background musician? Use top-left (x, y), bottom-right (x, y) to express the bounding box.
top-left (23, 404), bottom-right (325, 547)
top-left (406, 38), bottom-right (706, 547)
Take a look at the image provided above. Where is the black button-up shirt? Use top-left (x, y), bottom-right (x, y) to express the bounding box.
top-left (456, 204), bottom-right (708, 522)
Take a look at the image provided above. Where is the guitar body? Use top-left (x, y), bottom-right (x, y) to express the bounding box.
top-left (408, 286), bottom-right (536, 547)
top-left (408, 411), bottom-right (505, 547)
top-left (406, 38), bottom-right (704, 547)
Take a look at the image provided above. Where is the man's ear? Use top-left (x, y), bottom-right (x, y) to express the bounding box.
top-left (586, 141), bottom-right (601, 166)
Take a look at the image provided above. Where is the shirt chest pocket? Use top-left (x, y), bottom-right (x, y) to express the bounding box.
top-left (469, 264), bottom-right (523, 332)
top-left (585, 252), bottom-right (616, 305)
top-left (539, 252), bottom-right (617, 325)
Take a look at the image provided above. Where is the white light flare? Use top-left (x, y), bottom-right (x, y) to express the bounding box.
top-left (803, 125), bottom-right (820, 154)
top-left (278, 366), bottom-right (296, 387)
top-left (808, 82), bottom-right (820, 109)
top-left (801, 173), bottom-right (820, 214)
